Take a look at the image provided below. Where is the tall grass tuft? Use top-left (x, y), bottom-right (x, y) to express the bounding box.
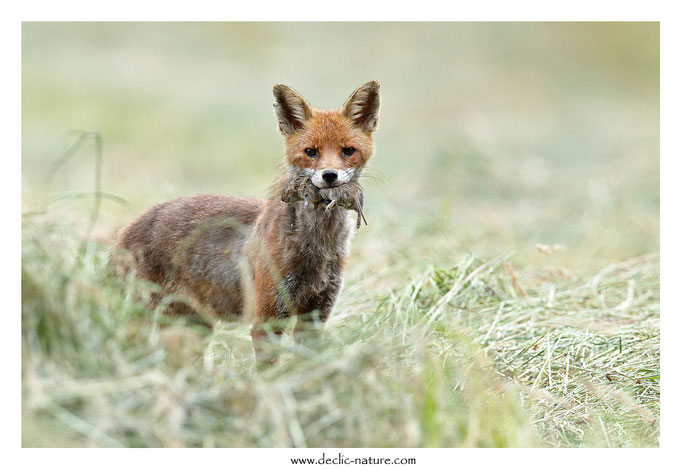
top-left (22, 217), bottom-right (658, 447)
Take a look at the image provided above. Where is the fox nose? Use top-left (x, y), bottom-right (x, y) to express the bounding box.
top-left (322, 170), bottom-right (338, 183)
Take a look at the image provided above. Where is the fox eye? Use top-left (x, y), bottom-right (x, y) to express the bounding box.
top-left (342, 147), bottom-right (356, 157)
top-left (304, 148), bottom-right (318, 158)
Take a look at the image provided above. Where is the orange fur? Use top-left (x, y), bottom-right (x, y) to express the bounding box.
top-left (112, 81), bottom-right (380, 366)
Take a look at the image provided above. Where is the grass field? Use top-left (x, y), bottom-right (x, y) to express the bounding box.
top-left (21, 23), bottom-right (659, 447)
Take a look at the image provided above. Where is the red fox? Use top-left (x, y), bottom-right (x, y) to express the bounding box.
top-left (112, 81), bottom-right (380, 364)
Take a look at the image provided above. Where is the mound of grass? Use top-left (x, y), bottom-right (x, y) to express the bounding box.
top-left (21, 218), bottom-right (658, 447)
top-left (383, 253), bottom-right (659, 446)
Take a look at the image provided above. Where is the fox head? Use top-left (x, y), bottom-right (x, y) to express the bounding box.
top-left (273, 81), bottom-right (380, 188)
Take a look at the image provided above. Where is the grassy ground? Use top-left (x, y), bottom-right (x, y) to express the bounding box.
top-left (22, 23), bottom-right (659, 447)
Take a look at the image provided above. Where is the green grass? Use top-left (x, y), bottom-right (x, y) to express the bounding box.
top-left (21, 22), bottom-right (659, 447)
top-left (21, 217), bottom-right (658, 447)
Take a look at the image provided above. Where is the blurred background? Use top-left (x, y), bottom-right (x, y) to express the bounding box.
top-left (22, 22), bottom-right (659, 285)
top-left (21, 22), bottom-right (660, 449)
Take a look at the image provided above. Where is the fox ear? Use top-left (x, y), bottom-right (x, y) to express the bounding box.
top-left (342, 80), bottom-right (380, 133)
top-left (273, 84), bottom-right (313, 135)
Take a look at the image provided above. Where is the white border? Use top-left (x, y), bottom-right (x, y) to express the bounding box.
top-left (7, 1), bottom-right (676, 468)
top-left (4, 0), bottom-right (667, 21)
